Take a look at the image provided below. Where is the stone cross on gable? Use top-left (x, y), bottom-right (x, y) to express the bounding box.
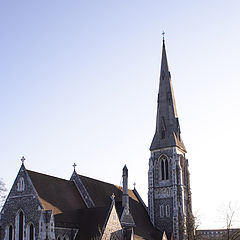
top-left (111, 193), bottom-right (115, 201)
top-left (21, 156), bottom-right (26, 164)
top-left (73, 163), bottom-right (77, 171)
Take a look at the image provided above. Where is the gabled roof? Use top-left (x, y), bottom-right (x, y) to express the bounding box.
top-left (27, 170), bottom-right (86, 214)
top-left (78, 174), bottom-right (162, 240)
top-left (78, 174), bottom-right (138, 207)
top-left (26, 169), bottom-right (162, 240)
top-left (55, 206), bottom-right (110, 239)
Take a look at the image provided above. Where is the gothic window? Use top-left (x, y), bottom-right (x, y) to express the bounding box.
top-left (19, 211), bottom-right (24, 240)
top-left (17, 177), bottom-right (25, 192)
top-left (29, 223), bottom-right (34, 240)
top-left (165, 160), bottom-right (169, 180)
top-left (8, 225), bottom-right (13, 240)
top-left (166, 205), bottom-right (170, 217)
top-left (161, 160), bottom-right (165, 180)
top-left (161, 129), bottom-right (165, 139)
top-left (160, 205), bottom-right (164, 218)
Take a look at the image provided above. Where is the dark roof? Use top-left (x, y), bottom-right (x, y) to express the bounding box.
top-left (79, 174), bottom-right (138, 207)
top-left (27, 170), bottom-right (162, 239)
top-left (79, 174), bottom-right (162, 240)
top-left (55, 206), bottom-right (110, 239)
top-left (27, 170), bottom-right (86, 214)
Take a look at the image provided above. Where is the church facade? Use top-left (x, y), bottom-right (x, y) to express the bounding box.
top-left (0, 39), bottom-right (194, 240)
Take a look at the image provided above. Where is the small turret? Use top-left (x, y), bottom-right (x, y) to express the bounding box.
top-left (122, 165), bottom-right (129, 210)
top-left (120, 165), bottom-right (135, 228)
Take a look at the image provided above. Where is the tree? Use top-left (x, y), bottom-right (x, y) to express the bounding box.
top-left (0, 178), bottom-right (7, 209)
top-left (220, 201), bottom-right (240, 240)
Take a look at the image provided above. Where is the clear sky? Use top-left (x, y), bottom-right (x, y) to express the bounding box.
top-left (1, 0), bottom-right (240, 229)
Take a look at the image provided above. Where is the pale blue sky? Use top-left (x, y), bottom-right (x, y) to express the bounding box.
top-left (1, 0), bottom-right (240, 229)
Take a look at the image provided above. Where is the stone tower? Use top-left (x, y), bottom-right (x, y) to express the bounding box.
top-left (148, 39), bottom-right (194, 240)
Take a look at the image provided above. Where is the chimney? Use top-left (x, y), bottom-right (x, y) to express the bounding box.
top-left (122, 165), bottom-right (129, 209)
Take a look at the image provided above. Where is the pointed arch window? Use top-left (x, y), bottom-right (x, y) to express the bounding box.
top-left (161, 129), bottom-right (165, 139)
top-left (17, 177), bottom-right (25, 192)
top-left (166, 205), bottom-right (170, 217)
top-left (8, 225), bottom-right (13, 240)
top-left (160, 205), bottom-right (164, 218)
top-left (27, 223), bottom-right (34, 240)
top-left (165, 160), bottom-right (169, 180)
top-left (161, 159), bottom-right (165, 180)
top-left (19, 211), bottom-right (24, 240)
top-left (159, 156), bottom-right (169, 181)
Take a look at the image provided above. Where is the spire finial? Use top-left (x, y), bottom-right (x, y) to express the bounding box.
top-left (73, 163), bottom-right (77, 171)
top-left (21, 156), bottom-right (25, 164)
top-left (133, 182), bottom-right (136, 189)
top-left (162, 31), bottom-right (165, 41)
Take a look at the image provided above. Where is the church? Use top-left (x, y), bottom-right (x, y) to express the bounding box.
top-left (0, 39), bottom-right (194, 240)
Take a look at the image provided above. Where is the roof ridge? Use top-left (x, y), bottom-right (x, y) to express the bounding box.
top-left (78, 174), bottom-right (134, 191)
top-left (78, 174), bottom-right (117, 186)
top-left (27, 169), bottom-right (70, 183)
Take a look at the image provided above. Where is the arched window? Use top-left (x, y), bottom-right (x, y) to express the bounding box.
top-left (166, 205), bottom-right (170, 217)
top-left (161, 160), bottom-right (165, 180)
top-left (19, 211), bottom-right (24, 240)
top-left (161, 129), bottom-right (165, 139)
top-left (165, 160), bottom-right (169, 180)
top-left (9, 225), bottom-right (13, 240)
top-left (17, 177), bottom-right (25, 191)
top-left (29, 223), bottom-right (34, 240)
top-left (160, 205), bottom-right (164, 218)
top-left (159, 156), bottom-right (169, 181)
top-left (57, 237), bottom-right (61, 240)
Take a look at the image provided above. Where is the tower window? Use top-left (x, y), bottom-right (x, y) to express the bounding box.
top-left (165, 160), bottom-right (169, 180)
top-left (161, 160), bottom-right (165, 180)
top-left (160, 205), bottom-right (164, 218)
top-left (160, 156), bottom-right (169, 181)
top-left (166, 205), bottom-right (170, 217)
top-left (161, 130), bottom-right (165, 139)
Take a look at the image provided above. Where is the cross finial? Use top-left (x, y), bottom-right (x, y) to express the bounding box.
top-left (111, 193), bottom-right (115, 201)
top-left (162, 31), bottom-right (165, 40)
top-left (21, 156), bottom-right (26, 164)
top-left (133, 182), bottom-right (136, 189)
top-left (73, 163), bottom-right (77, 171)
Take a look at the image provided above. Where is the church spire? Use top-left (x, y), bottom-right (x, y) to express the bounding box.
top-left (150, 39), bottom-right (186, 152)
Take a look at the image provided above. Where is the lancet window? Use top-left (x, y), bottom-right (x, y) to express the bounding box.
top-left (159, 156), bottom-right (169, 181)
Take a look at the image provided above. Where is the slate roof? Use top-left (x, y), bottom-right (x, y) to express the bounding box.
top-left (79, 175), bottom-right (162, 240)
top-left (27, 170), bottom-right (86, 214)
top-left (55, 206), bottom-right (110, 239)
top-left (27, 170), bottom-right (162, 240)
top-left (79, 174), bottom-right (138, 207)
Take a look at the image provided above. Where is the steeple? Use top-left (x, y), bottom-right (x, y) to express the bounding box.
top-left (150, 39), bottom-right (186, 152)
